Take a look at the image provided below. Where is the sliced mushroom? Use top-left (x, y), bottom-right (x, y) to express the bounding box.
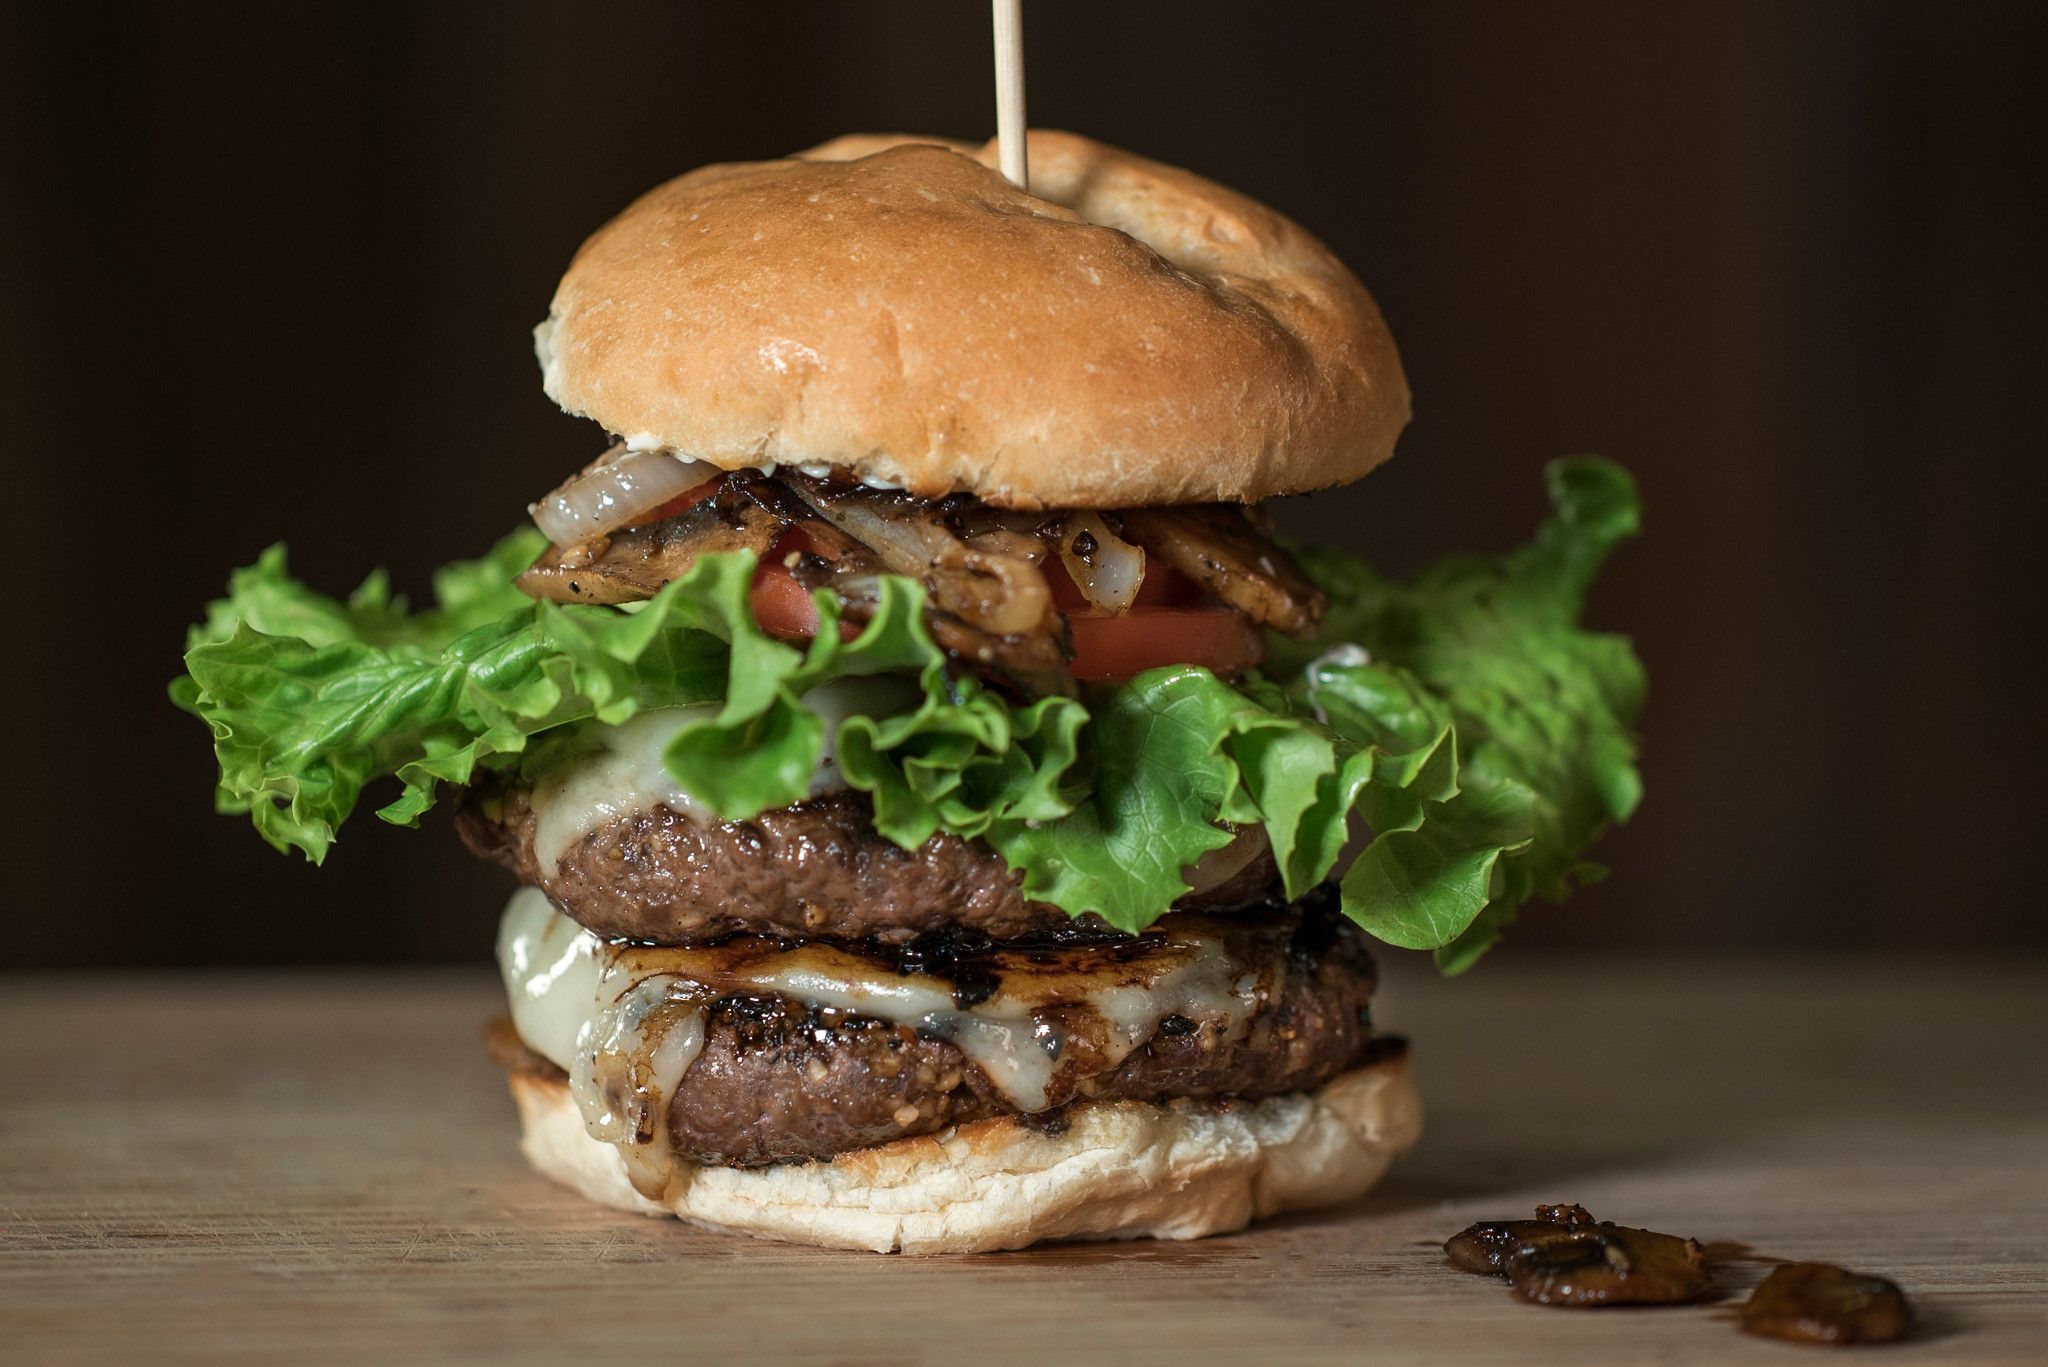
top-left (1739, 1263), bottom-right (1913, 1345)
top-left (1446, 1204), bottom-right (1711, 1307)
top-left (923, 609), bottom-right (1072, 689)
top-left (1504, 1224), bottom-right (1712, 1307)
top-left (1117, 504), bottom-right (1326, 636)
top-left (943, 501), bottom-right (1061, 546)
top-left (961, 527), bottom-right (1050, 565)
top-left (728, 478), bottom-right (880, 573)
top-left (1445, 1203), bottom-right (1598, 1275)
top-left (517, 494), bottom-right (784, 605)
top-left (780, 473), bottom-right (1072, 691)
top-left (784, 479), bottom-right (958, 578)
top-left (779, 480), bottom-right (1047, 628)
top-left (513, 462), bottom-right (1333, 694)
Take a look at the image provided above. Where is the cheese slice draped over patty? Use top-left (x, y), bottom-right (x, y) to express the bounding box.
top-left (527, 675), bottom-right (914, 876)
top-left (495, 889), bottom-right (1264, 1195)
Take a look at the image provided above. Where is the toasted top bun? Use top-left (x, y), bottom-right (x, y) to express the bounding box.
top-left (535, 130), bottom-right (1410, 509)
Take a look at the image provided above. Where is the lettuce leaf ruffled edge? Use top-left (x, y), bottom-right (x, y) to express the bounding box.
top-left (173, 457), bottom-right (1642, 970)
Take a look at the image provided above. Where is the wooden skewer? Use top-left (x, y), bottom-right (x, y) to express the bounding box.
top-left (991, 0), bottom-right (1028, 189)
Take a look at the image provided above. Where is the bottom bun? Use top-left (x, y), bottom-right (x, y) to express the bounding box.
top-left (507, 1053), bottom-right (1421, 1254)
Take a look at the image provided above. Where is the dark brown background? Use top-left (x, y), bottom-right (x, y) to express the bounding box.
top-left (2, 1), bottom-right (2041, 968)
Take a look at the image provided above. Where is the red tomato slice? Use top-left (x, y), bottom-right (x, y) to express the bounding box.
top-left (750, 530), bottom-right (861, 641)
top-left (1067, 608), bottom-right (1264, 681)
top-left (1128, 561), bottom-right (1201, 609)
top-left (750, 532), bottom-right (1249, 674)
top-left (776, 526), bottom-right (830, 562)
top-left (1043, 556), bottom-right (1088, 611)
top-left (749, 559), bottom-right (820, 640)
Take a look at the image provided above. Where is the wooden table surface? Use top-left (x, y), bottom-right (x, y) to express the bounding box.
top-left (3, 954), bottom-right (2043, 1365)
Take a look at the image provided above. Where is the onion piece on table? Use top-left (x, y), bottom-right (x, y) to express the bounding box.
top-left (530, 446), bottom-right (719, 547)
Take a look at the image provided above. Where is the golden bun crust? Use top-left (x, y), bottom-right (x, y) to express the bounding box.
top-left (508, 1055), bottom-right (1421, 1255)
top-left (536, 130), bottom-right (1409, 508)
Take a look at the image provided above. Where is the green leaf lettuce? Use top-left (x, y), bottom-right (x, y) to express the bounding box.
top-left (174, 458), bottom-right (1642, 968)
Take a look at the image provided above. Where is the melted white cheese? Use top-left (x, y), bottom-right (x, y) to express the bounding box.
top-left (529, 708), bottom-right (720, 877)
top-left (574, 970), bottom-right (707, 1198)
top-left (499, 888), bottom-right (707, 1199)
top-left (739, 960), bottom-right (1062, 1110)
top-left (495, 892), bottom-right (1266, 1182)
top-left (799, 675), bottom-right (919, 796)
top-left (738, 942), bottom-right (1258, 1112)
top-left (526, 677), bottom-right (916, 878)
top-left (496, 886), bottom-right (602, 1068)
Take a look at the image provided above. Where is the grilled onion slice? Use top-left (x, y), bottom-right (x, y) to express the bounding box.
top-left (1056, 512), bottom-right (1147, 614)
top-left (530, 446), bottom-right (719, 547)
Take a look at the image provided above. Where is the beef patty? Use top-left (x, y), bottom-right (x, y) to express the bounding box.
top-left (458, 785), bottom-right (1278, 944)
top-left (490, 895), bottom-right (1388, 1167)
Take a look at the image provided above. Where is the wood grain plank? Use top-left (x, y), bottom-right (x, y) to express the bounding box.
top-left (1, 955), bottom-right (2043, 1365)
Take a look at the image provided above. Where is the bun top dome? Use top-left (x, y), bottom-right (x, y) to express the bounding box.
top-left (536, 130), bottom-right (1409, 508)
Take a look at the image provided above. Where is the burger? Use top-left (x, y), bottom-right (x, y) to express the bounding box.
top-left (174, 131), bottom-right (1643, 1253)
